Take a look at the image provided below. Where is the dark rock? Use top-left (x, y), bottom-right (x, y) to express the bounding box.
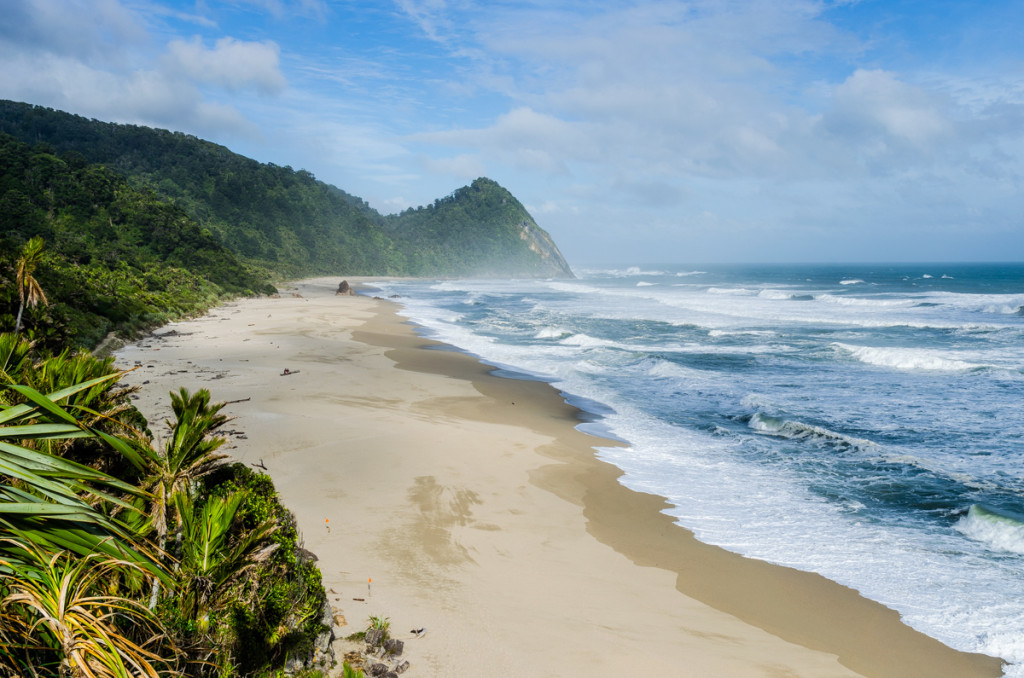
top-left (368, 663), bottom-right (390, 677)
top-left (395, 660), bottom-right (410, 674)
top-left (336, 280), bottom-right (355, 296)
top-left (383, 638), bottom-right (404, 657)
top-left (365, 628), bottom-right (384, 648)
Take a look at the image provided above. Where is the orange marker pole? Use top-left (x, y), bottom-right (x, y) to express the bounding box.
top-left (325, 518), bottom-right (330, 533)
top-left (368, 577), bottom-right (372, 598)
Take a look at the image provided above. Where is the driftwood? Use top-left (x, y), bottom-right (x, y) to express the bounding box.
top-left (224, 397), bottom-right (251, 404)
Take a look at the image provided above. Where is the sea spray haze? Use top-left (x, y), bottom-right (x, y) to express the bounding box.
top-left (370, 263), bottom-right (1024, 677)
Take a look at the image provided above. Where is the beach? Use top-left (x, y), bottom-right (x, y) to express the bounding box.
top-left (114, 277), bottom-right (1005, 678)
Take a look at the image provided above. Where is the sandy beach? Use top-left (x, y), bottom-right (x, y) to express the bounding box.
top-left (114, 277), bottom-right (1004, 678)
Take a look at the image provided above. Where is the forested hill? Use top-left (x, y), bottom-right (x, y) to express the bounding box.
top-left (0, 100), bottom-right (575, 280)
top-left (0, 133), bottom-right (274, 349)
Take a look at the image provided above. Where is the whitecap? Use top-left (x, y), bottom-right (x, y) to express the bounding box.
top-left (956, 505), bottom-right (1024, 555)
top-left (839, 279), bottom-right (865, 285)
top-left (559, 333), bottom-right (617, 348)
top-left (832, 343), bottom-right (985, 372)
top-left (748, 412), bottom-right (875, 450)
top-left (534, 326), bottom-right (572, 340)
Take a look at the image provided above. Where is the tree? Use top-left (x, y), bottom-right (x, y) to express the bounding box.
top-left (0, 376), bottom-right (173, 676)
top-left (139, 388), bottom-right (229, 610)
top-left (13, 236), bottom-right (48, 336)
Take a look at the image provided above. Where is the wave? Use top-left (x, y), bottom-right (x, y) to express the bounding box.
top-left (707, 286), bottom-right (757, 296)
top-left (817, 294), bottom-right (916, 308)
top-left (832, 343), bottom-right (987, 372)
top-left (840, 278), bottom-right (865, 285)
top-left (748, 412), bottom-right (875, 450)
top-left (708, 329), bottom-right (776, 338)
top-left (558, 333), bottom-right (619, 349)
top-left (534, 326), bottom-right (572, 340)
top-left (956, 505), bottom-right (1024, 555)
top-left (756, 289), bottom-right (793, 300)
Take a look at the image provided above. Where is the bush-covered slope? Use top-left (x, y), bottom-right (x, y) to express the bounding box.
top-left (0, 133), bottom-right (274, 349)
top-left (383, 177), bottom-right (574, 277)
top-left (0, 100), bottom-right (574, 279)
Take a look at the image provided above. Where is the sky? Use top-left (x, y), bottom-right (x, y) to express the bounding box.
top-left (1, 0), bottom-right (1022, 265)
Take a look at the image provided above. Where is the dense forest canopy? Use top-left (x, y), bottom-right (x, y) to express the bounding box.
top-left (0, 133), bottom-right (273, 349)
top-left (0, 99), bottom-right (574, 349)
top-left (0, 100), bottom-right (574, 278)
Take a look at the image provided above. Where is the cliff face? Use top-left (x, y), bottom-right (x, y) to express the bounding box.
top-left (517, 217), bottom-right (575, 278)
top-left (0, 100), bottom-right (574, 279)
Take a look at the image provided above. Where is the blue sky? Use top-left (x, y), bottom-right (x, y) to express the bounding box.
top-left (1, 0), bottom-right (1022, 265)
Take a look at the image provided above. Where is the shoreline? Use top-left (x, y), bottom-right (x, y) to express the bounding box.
top-left (115, 277), bottom-right (1005, 677)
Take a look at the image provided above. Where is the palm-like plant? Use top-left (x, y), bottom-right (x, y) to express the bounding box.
top-left (0, 377), bottom-right (153, 566)
top-left (0, 376), bottom-right (173, 676)
top-left (140, 388), bottom-right (229, 609)
top-left (0, 539), bottom-right (166, 678)
top-left (174, 491), bottom-right (277, 628)
top-left (13, 236), bottom-right (49, 336)
top-left (0, 333), bottom-right (34, 387)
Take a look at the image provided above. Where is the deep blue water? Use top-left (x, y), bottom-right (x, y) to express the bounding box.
top-left (368, 263), bottom-right (1024, 674)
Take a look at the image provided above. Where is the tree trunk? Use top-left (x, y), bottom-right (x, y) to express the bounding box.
top-left (13, 302), bottom-right (24, 336)
top-left (148, 531), bottom-right (168, 610)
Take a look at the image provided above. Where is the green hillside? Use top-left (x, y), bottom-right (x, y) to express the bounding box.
top-left (385, 177), bottom-right (575, 277)
top-left (0, 100), bottom-right (574, 280)
top-left (0, 133), bottom-right (273, 349)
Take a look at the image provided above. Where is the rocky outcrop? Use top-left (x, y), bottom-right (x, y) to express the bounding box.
top-left (336, 280), bottom-right (355, 295)
top-left (284, 599), bottom-right (335, 674)
top-left (517, 218), bottom-right (574, 278)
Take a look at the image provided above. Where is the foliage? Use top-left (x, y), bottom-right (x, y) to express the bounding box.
top-left (366, 615), bottom-right (391, 641)
top-left (0, 99), bottom-right (574, 286)
top-left (341, 662), bottom-right (365, 678)
top-left (0, 540), bottom-right (167, 678)
top-left (0, 132), bottom-right (275, 352)
top-left (199, 463), bottom-right (329, 675)
top-left (0, 336), bottom-right (331, 677)
top-left (383, 177), bottom-right (574, 277)
top-left (0, 356), bottom-right (174, 675)
top-left (13, 236), bottom-right (48, 336)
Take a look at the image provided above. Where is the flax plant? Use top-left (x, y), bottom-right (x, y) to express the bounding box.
top-left (0, 539), bottom-right (166, 677)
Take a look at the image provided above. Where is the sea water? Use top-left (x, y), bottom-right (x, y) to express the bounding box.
top-left (367, 264), bottom-right (1024, 675)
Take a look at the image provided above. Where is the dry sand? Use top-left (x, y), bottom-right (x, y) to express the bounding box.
top-left (115, 277), bottom-right (1004, 678)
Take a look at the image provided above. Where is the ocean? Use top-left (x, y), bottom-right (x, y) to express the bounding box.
top-left (366, 263), bottom-right (1024, 675)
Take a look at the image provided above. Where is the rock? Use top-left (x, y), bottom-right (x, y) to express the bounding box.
top-left (336, 280), bottom-right (355, 296)
top-left (383, 638), bottom-right (404, 657)
top-left (395, 660), bottom-right (411, 674)
top-left (365, 628), bottom-right (384, 649)
top-left (368, 663), bottom-right (390, 677)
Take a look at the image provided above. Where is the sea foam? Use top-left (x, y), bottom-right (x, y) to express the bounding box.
top-left (956, 505), bottom-right (1024, 555)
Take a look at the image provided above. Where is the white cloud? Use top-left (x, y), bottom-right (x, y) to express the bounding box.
top-left (824, 69), bottom-right (953, 148)
top-left (165, 37), bottom-right (287, 95)
top-left (0, 0), bottom-right (145, 62)
top-left (420, 153), bottom-right (486, 180)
